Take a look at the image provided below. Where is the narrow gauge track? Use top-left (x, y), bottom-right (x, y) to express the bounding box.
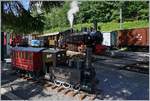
top-left (17, 74), bottom-right (102, 100)
top-left (92, 54), bottom-right (149, 74)
top-left (121, 62), bottom-right (149, 74)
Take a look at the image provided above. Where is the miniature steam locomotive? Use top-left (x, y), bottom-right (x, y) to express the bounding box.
top-left (11, 25), bottom-right (103, 92)
top-left (11, 47), bottom-right (97, 92)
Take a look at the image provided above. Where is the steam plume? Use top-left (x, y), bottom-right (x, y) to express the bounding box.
top-left (67, 0), bottom-right (79, 28)
top-left (35, 2), bottom-right (42, 14)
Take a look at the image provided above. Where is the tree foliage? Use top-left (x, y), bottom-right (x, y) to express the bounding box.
top-left (41, 1), bottom-right (149, 31)
top-left (76, 1), bottom-right (149, 23)
top-left (1, 1), bottom-right (149, 34)
top-left (43, 2), bottom-right (70, 30)
top-left (1, 1), bottom-right (44, 34)
top-left (121, 1), bottom-right (149, 20)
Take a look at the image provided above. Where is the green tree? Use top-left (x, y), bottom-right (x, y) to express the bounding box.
top-left (2, 1), bottom-right (149, 33)
top-left (43, 1), bottom-right (69, 30)
top-left (1, 1), bottom-right (44, 34)
top-left (121, 1), bottom-right (149, 21)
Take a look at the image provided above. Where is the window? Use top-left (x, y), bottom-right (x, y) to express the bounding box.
top-left (16, 52), bottom-right (18, 58)
top-left (18, 51), bottom-right (20, 58)
top-left (12, 51), bottom-right (15, 58)
top-left (14, 52), bottom-right (16, 58)
top-left (21, 52), bottom-right (23, 58)
top-left (20, 52), bottom-right (22, 58)
top-left (54, 36), bottom-right (56, 40)
top-left (25, 52), bottom-right (28, 59)
top-left (18, 52), bottom-right (20, 58)
top-left (17, 52), bottom-right (19, 58)
top-left (28, 53), bottom-right (33, 60)
top-left (23, 52), bottom-right (25, 59)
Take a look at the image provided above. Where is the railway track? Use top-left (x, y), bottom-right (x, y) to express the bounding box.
top-left (92, 54), bottom-right (149, 74)
top-left (122, 62), bottom-right (149, 74)
top-left (18, 75), bottom-right (101, 101)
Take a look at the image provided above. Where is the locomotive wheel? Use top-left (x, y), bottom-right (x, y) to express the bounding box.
top-left (31, 72), bottom-right (38, 80)
top-left (30, 72), bottom-right (36, 80)
top-left (54, 80), bottom-right (62, 86)
top-left (15, 69), bottom-right (19, 74)
top-left (73, 84), bottom-right (80, 91)
top-left (15, 69), bottom-right (21, 76)
top-left (27, 72), bottom-right (32, 78)
top-left (28, 71), bottom-right (32, 78)
top-left (62, 82), bottom-right (71, 89)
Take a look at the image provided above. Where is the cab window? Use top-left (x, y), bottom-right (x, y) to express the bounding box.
top-left (17, 52), bottom-right (19, 58)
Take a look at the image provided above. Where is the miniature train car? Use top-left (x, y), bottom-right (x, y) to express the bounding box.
top-left (11, 47), bottom-right (45, 78)
top-left (11, 47), bottom-right (97, 92)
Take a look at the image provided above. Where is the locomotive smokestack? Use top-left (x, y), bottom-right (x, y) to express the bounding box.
top-left (93, 20), bottom-right (97, 31)
top-left (70, 28), bottom-right (74, 33)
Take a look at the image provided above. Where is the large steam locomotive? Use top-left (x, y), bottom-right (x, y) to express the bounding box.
top-left (34, 23), bottom-right (106, 55)
top-left (64, 29), bottom-right (105, 54)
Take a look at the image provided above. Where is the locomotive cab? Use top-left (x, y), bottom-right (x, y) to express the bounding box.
top-left (42, 48), bottom-right (82, 89)
top-left (42, 48), bottom-right (67, 73)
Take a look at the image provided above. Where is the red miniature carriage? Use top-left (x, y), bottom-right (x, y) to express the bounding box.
top-left (11, 47), bottom-right (45, 78)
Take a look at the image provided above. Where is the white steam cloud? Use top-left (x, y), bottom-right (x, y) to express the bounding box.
top-left (35, 2), bottom-right (42, 14)
top-left (67, 0), bottom-right (79, 28)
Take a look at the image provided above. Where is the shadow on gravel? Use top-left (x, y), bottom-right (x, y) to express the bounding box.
top-left (3, 81), bottom-right (52, 100)
top-left (1, 62), bottom-right (52, 100)
top-left (94, 63), bottom-right (149, 100)
top-left (1, 63), bottom-right (18, 86)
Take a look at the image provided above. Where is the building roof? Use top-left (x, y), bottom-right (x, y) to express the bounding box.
top-left (37, 32), bottom-right (59, 37)
top-left (43, 48), bottom-right (65, 53)
top-left (12, 47), bottom-right (45, 52)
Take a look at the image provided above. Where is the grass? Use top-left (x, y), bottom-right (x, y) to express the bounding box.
top-left (44, 20), bottom-right (149, 33)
